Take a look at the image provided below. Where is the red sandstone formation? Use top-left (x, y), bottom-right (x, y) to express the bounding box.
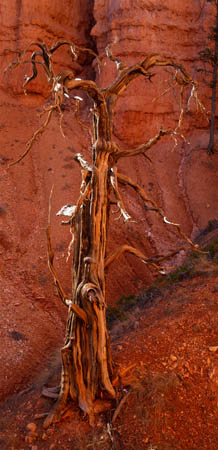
top-left (0, 0), bottom-right (218, 399)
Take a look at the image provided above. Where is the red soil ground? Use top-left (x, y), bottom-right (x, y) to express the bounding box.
top-left (0, 241), bottom-right (217, 450)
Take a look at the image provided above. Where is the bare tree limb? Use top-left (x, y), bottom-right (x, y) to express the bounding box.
top-left (65, 78), bottom-right (105, 107)
top-left (47, 188), bottom-right (89, 325)
top-left (115, 127), bottom-right (173, 161)
top-left (105, 243), bottom-right (205, 274)
top-left (46, 186), bottom-right (69, 306)
top-left (104, 54), bottom-right (194, 102)
top-left (5, 40), bottom-right (100, 91)
top-left (110, 167), bottom-right (132, 223)
top-left (7, 47), bottom-right (202, 168)
top-left (49, 40), bottom-right (101, 69)
top-left (74, 153), bottom-right (92, 172)
top-left (105, 40), bottom-right (128, 72)
top-left (73, 98), bottom-right (93, 142)
top-left (112, 389), bottom-right (132, 423)
top-left (117, 172), bottom-right (202, 253)
top-left (8, 71), bottom-right (76, 167)
top-left (117, 172), bottom-right (165, 212)
top-left (60, 179), bottom-right (91, 226)
top-left (8, 107), bottom-right (55, 167)
top-left (4, 42), bottom-right (53, 79)
top-left (105, 244), bottom-right (166, 273)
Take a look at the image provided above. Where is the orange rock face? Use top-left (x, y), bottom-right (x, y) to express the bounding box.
top-left (0, 0), bottom-right (218, 398)
top-left (1, 0), bottom-right (95, 94)
top-left (92, 0), bottom-right (218, 257)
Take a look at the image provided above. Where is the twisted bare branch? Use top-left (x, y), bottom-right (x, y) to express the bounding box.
top-left (7, 43), bottom-right (204, 169)
top-left (104, 54), bottom-right (194, 100)
top-left (46, 186), bottom-right (68, 306)
top-left (73, 98), bottom-right (93, 141)
top-left (105, 244), bottom-right (165, 272)
top-left (74, 153), bottom-right (92, 172)
top-left (5, 40), bottom-right (100, 92)
top-left (49, 40), bottom-right (101, 68)
top-left (105, 40), bottom-right (128, 72)
top-left (105, 243), bottom-right (205, 275)
top-left (115, 127), bottom-right (173, 161)
top-left (117, 172), bottom-right (202, 253)
top-left (47, 188), bottom-right (89, 325)
top-left (4, 42), bottom-right (53, 80)
top-left (110, 167), bottom-right (132, 223)
top-left (8, 106), bottom-right (54, 167)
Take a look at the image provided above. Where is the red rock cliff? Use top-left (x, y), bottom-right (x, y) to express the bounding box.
top-left (0, 0), bottom-right (218, 398)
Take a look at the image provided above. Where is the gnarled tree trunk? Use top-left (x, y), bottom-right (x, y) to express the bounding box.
top-left (47, 157), bottom-right (115, 426)
top-left (45, 89), bottom-right (117, 427)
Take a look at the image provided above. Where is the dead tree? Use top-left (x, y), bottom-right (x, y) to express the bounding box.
top-left (7, 41), bottom-right (204, 427)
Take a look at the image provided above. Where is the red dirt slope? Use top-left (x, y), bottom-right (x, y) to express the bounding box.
top-left (0, 245), bottom-right (217, 449)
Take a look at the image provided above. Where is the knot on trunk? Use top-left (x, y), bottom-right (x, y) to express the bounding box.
top-left (81, 282), bottom-right (105, 309)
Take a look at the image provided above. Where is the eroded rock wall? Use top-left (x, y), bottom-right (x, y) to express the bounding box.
top-left (92, 0), bottom-right (218, 258)
top-left (1, 0), bottom-right (95, 94)
top-left (0, 0), bottom-right (218, 399)
top-left (0, 0), bottom-right (95, 400)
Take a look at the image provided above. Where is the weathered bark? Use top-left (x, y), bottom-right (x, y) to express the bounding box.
top-left (7, 41), bottom-right (203, 426)
top-left (45, 93), bottom-right (117, 428)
